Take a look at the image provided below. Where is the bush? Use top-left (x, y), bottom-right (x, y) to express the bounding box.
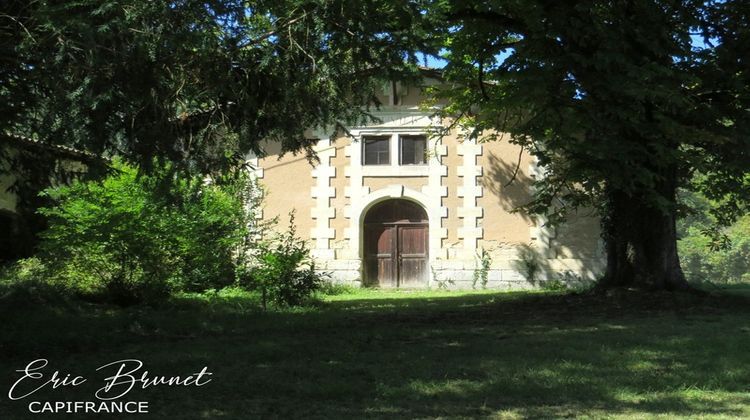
top-left (0, 258), bottom-right (73, 306)
top-left (35, 160), bottom-right (259, 305)
top-left (679, 215), bottom-right (750, 284)
top-left (246, 212), bottom-right (327, 309)
top-left (317, 282), bottom-right (356, 296)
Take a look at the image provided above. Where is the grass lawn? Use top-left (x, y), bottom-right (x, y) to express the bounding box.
top-left (1, 287), bottom-right (750, 419)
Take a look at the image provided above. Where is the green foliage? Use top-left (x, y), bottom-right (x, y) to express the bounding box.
top-left (317, 282), bottom-right (356, 296)
top-left (677, 186), bottom-right (750, 284)
top-left (423, 1), bottom-right (750, 287)
top-left (430, 1), bottom-right (749, 221)
top-left (5, 288), bottom-right (750, 418)
top-left (679, 214), bottom-right (750, 285)
top-left (171, 286), bottom-right (262, 314)
top-left (4, 0), bottom-right (428, 175)
top-left (0, 257), bottom-right (73, 307)
top-left (35, 160), bottom-right (258, 305)
top-left (550, 271), bottom-right (595, 292)
top-left (539, 278), bottom-right (568, 292)
top-left (247, 212), bottom-right (326, 309)
top-left (472, 247), bottom-right (492, 289)
top-left (5, 159), bottom-right (324, 308)
top-left (1, 0), bottom-right (432, 268)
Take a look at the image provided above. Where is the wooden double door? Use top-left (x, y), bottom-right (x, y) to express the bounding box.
top-left (363, 200), bottom-right (428, 287)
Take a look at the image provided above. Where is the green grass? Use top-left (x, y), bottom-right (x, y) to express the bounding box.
top-left (1, 287), bottom-right (750, 419)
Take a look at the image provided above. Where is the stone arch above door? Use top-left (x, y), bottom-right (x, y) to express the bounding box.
top-left (344, 185), bottom-right (445, 286)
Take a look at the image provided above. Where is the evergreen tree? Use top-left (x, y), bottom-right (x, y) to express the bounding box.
top-left (2, 0), bottom-right (429, 173)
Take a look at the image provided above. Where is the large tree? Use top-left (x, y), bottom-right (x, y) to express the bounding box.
top-left (1, 0), bottom-right (432, 258)
top-left (424, 0), bottom-right (749, 290)
top-left (2, 0), bottom-right (429, 173)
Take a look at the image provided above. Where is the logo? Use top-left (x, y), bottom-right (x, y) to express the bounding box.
top-left (7, 359), bottom-right (212, 414)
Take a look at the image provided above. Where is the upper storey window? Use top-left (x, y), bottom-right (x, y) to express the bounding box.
top-left (400, 135), bottom-right (427, 165)
top-left (362, 134), bottom-right (427, 166)
top-left (363, 136), bottom-right (391, 165)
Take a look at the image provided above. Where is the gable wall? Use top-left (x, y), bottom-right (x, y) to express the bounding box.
top-left (254, 88), bottom-right (603, 288)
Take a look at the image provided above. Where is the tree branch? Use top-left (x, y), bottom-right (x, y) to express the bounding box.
top-left (445, 9), bottom-right (526, 32)
top-left (504, 146), bottom-right (524, 187)
top-left (478, 60), bottom-right (489, 101)
top-left (238, 11), bottom-right (310, 49)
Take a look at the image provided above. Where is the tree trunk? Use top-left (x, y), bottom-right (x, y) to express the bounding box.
top-left (599, 170), bottom-right (690, 291)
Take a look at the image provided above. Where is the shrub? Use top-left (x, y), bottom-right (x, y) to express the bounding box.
top-left (318, 282), bottom-right (356, 296)
top-left (36, 160), bottom-right (259, 305)
top-left (679, 215), bottom-right (750, 284)
top-left (472, 247), bottom-right (492, 289)
top-left (539, 277), bottom-right (568, 292)
top-left (675, 185), bottom-right (750, 285)
top-left (247, 212), bottom-right (326, 309)
top-left (0, 258), bottom-right (73, 306)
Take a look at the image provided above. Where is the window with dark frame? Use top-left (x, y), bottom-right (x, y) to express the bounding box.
top-left (362, 136), bottom-right (390, 165)
top-left (400, 135), bottom-right (427, 165)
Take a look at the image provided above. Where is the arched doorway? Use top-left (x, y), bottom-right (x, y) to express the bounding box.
top-left (363, 199), bottom-right (428, 287)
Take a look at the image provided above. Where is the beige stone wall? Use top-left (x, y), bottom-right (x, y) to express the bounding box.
top-left (373, 78), bottom-right (447, 108)
top-left (363, 176), bottom-right (427, 192)
top-left (257, 141), bottom-right (316, 241)
top-left (329, 135), bottom-right (350, 242)
top-left (551, 210), bottom-right (601, 260)
top-left (478, 140), bottom-right (535, 244)
top-left (543, 208), bottom-right (604, 279)
top-left (440, 133), bottom-right (463, 248)
top-left (255, 98), bottom-right (603, 287)
top-left (397, 84), bottom-right (427, 107)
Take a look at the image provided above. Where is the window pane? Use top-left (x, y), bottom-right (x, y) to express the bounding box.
top-left (400, 135), bottom-right (427, 165)
top-left (363, 136), bottom-right (390, 165)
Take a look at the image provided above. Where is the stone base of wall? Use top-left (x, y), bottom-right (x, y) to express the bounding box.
top-left (315, 258), bottom-right (361, 285)
top-left (429, 269), bottom-right (536, 290)
top-left (314, 257), bottom-right (603, 290)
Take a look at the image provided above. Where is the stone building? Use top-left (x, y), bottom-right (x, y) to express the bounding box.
top-left (252, 77), bottom-right (604, 289)
top-left (0, 132), bottom-right (99, 261)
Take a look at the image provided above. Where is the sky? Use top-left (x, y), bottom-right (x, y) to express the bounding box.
top-left (420, 34), bottom-right (712, 69)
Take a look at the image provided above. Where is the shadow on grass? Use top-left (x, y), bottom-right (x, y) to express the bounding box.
top-left (701, 282), bottom-right (750, 297)
top-left (1, 289), bottom-right (750, 418)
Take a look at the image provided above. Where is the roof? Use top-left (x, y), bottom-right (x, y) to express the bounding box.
top-left (417, 66), bottom-right (444, 80)
top-left (1, 132), bottom-right (105, 162)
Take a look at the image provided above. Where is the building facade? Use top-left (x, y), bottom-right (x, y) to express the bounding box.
top-left (253, 81), bottom-right (604, 289)
top-left (0, 132), bottom-right (98, 262)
